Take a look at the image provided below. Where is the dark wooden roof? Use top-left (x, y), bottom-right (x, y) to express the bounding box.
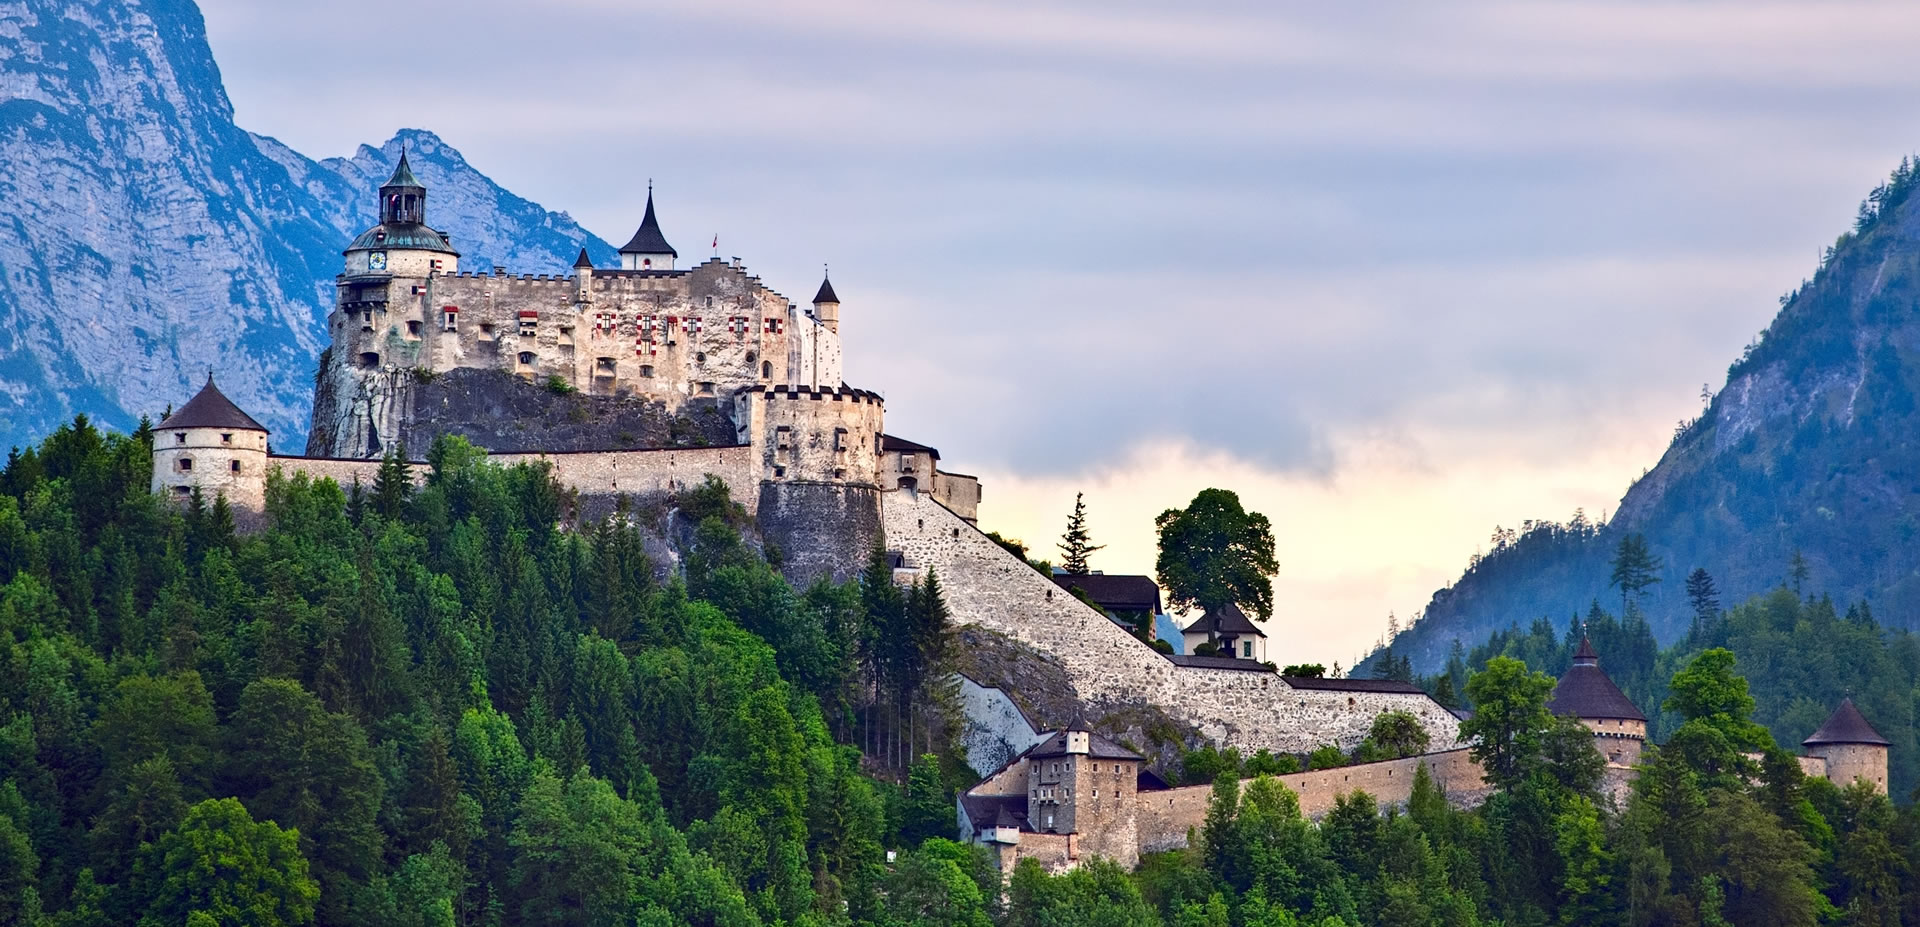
top-left (573, 247), bottom-right (593, 269)
top-left (618, 190), bottom-right (676, 256)
top-left (1282, 676), bottom-right (1426, 694)
top-left (1803, 698), bottom-right (1890, 747)
top-left (813, 275), bottom-right (839, 304)
top-left (881, 434), bottom-right (940, 460)
top-left (1026, 728), bottom-right (1143, 761)
top-left (959, 794), bottom-right (1028, 834)
top-left (1054, 573), bottom-right (1162, 614)
top-left (157, 377), bottom-right (268, 432)
top-left (1166, 654), bottom-right (1272, 672)
top-left (1547, 638), bottom-right (1646, 721)
top-left (1182, 602), bottom-right (1265, 638)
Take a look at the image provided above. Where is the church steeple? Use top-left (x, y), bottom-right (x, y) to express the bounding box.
top-left (380, 150), bottom-right (427, 225)
top-left (619, 183), bottom-right (677, 270)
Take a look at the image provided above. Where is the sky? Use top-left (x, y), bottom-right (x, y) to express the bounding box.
top-left (196, 0), bottom-right (1920, 668)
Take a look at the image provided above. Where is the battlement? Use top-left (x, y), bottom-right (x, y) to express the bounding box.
top-left (741, 384), bottom-right (885, 406)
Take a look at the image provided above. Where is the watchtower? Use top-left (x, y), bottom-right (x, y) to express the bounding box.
top-left (1547, 636), bottom-right (1648, 766)
top-left (150, 376), bottom-right (270, 512)
top-left (1803, 698), bottom-right (1889, 795)
top-left (1024, 717), bottom-right (1144, 867)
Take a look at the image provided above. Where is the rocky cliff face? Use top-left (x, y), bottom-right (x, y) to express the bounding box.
top-left (0, 0), bottom-right (614, 453)
top-left (1378, 161), bottom-right (1920, 673)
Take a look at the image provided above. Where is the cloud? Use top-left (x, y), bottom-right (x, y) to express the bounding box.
top-left (194, 0), bottom-right (1920, 659)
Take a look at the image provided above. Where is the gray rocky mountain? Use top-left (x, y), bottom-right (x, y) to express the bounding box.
top-left (0, 0), bottom-right (613, 453)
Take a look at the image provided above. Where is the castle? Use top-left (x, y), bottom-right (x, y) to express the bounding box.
top-left (150, 156), bottom-right (1890, 877)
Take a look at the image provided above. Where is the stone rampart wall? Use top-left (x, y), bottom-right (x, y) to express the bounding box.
top-left (757, 481), bottom-right (882, 586)
top-left (883, 491), bottom-right (1460, 754)
top-left (269, 445), bottom-right (759, 514)
top-left (1134, 749), bottom-right (1489, 854)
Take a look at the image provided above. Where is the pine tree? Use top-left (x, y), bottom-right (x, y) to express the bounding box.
top-left (1685, 567), bottom-right (1720, 632)
top-left (1056, 492), bottom-right (1104, 575)
top-left (1789, 548), bottom-right (1810, 596)
top-left (1609, 533), bottom-right (1662, 617)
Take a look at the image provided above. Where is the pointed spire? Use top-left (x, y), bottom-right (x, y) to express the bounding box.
top-left (572, 247), bottom-right (593, 269)
top-left (1573, 635), bottom-right (1598, 665)
top-left (384, 148), bottom-right (422, 190)
top-left (619, 187), bottom-right (677, 257)
top-left (813, 267), bottom-right (839, 305)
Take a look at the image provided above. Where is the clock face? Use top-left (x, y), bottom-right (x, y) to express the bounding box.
top-left (368, 251), bottom-right (388, 271)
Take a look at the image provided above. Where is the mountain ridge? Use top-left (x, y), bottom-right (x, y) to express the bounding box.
top-left (1375, 157), bottom-right (1920, 674)
top-left (0, 0), bottom-right (613, 453)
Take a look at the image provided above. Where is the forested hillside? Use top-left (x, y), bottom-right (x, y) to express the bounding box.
top-left (7, 419), bottom-right (1920, 926)
top-left (1419, 589), bottom-right (1920, 797)
top-left (1378, 157), bottom-right (1920, 674)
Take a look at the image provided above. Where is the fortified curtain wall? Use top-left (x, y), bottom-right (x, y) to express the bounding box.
top-left (269, 445), bottom-right (758, 512)
top-left (883, 492), bottom-right (1462, 754)
top-left (1133, 749), bottom-right (1491, 854)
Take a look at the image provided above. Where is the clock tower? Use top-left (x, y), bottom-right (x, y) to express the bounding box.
top-left (341, 151), bottom-right (461, 279)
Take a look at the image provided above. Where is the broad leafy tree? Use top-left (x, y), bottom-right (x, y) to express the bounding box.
top-left (1154, 488), bottom-right (1279, 617)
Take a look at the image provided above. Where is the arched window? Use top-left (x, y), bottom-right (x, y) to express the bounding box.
top-left (517, 352), bottom-right (535, 370)
top-left (358, 352), bottom-right (379, 368)
top-left (762, 360), bottom-right (772, 378)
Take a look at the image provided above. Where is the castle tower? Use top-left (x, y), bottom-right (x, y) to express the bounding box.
top-left (1547, 636), bottom-right (1648, 766)
top-left (618, 186), bottom-right (677, 270)
top-left (573, 246), bottom-right (594, 301)
top-left (1024, 716), bottom-right (1142, 868)
top-left (342, 152), bottom-right (460, 279)
top-left (812, 272), bottom-right (840, 334)
top-left (1803, 698), bottom-right (1889, 794)
top-left (151, 376), bottom-right (270, 512)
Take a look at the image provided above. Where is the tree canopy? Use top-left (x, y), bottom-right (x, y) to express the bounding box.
top-left (1153, 489), bottom-right (1279, 618)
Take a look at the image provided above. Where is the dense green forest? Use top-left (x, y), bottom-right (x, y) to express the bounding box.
top-left (8, 417), bottom-right (1920, 927)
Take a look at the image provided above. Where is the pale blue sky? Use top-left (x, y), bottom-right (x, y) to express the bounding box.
top-left (198, 0), bottom-right (1920, 663)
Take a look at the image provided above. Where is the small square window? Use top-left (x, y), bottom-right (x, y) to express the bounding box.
top-left (175, 433), bottom-right (186, 445)
top-left (230, 460), bottom-right (240, 473)
top-left (478, 323), bottom-right (495, 341)
top-left (406, 320), bottom-right (422, 338)
top-left (178, 458), bottom-right (193, 472)
top-left (520, 318), bottom-right (537, 337)
top-left (220, 433), bottom-right (232, 444)
top-left (640, 364), bottom-right (654, 378)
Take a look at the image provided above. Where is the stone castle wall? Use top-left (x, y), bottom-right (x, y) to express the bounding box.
top-left (883, 491), bottom-right (1461, 754)
top-left (268, 445), bottom-right (759, 514)
top-left (1134, 749), bottom-right (1489, 854)
top-left (755, 481), bottom-right (882, 586)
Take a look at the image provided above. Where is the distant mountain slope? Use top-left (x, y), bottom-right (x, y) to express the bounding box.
top-left (1377, 160), bottom-right (1920, 673)
top-left (0, 0), bottom-right (613, 453)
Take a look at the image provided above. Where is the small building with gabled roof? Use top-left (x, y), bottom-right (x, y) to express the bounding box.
top-left (1180, 602), bottom-right (1268, 663)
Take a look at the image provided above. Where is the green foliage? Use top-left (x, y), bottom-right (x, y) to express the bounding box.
top-left (1280, 663), bottom-right (1325, 678)
top-left (1610, 532), bottom-right (1662, 617)
top-left (542, 374), bottom-right (576, 395)
top-left (1154, 488), bottom-right (1279, 617)
top-left (1362, 711), bottom-right (1429, 761)
top-left (134, 797), bottom-right (318, 927)
top-left (1459, 656), bottom-right (1557, 790)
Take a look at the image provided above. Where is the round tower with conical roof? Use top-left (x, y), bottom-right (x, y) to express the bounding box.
top-left (151, 376), bottom-right (270, 511)
top-left (1548, 636), bottom-right (1648, 766)
top-left (1803, 698), bottom-right (1889, 794)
